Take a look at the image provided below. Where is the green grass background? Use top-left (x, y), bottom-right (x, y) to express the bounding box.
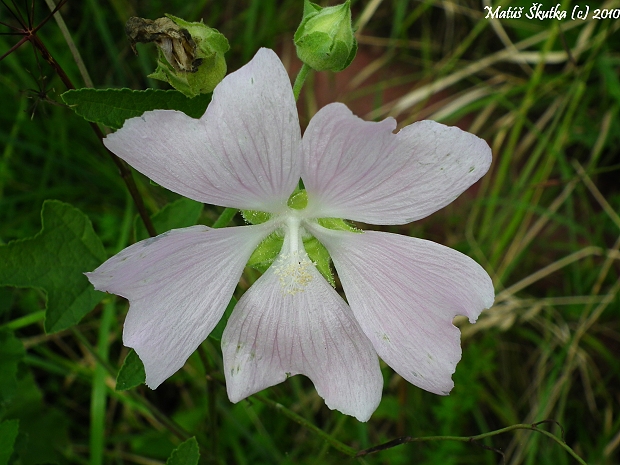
top-left (1, 0), bottom-right (619, 463)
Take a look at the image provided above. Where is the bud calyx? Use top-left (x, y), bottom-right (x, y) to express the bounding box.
top-left (294, 0), bottom-right (357, 72)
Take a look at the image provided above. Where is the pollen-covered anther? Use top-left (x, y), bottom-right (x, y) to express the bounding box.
top-left (273, 251), bottom-right (314, 295)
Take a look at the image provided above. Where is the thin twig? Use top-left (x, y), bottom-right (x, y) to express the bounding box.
top-left (30, 36), bottom-right (157, 236)
top-left (0, 2), bottom-right (156, 237)
top-left (356, 422), bottom-right (587, 464)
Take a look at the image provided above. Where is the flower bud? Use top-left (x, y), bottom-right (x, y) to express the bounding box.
top-left (126, 14), bottom-right (229, 97)
top-left (294, 0), bottom-right (357, 72)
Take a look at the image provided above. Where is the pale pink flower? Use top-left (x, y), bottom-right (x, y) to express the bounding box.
top-left (87, 48), bottom-right (494, 422)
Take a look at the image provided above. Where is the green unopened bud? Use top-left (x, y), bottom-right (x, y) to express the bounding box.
top-left (294, 0), bottom-right (356, 72)
top-left (125, 14), bottom-right (229, 98)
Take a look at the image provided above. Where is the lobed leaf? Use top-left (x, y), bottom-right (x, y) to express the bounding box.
top-left (0, 201), bottom-right (106, 333)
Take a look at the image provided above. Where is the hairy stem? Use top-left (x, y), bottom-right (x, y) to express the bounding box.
top-left (292, 63), bottom-right (311, 102)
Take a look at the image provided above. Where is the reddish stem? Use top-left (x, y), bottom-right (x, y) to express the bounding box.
top-left (1, 4), bottom-right (158, 238)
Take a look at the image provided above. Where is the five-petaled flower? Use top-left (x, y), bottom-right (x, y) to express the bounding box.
top-left (87, 48), bottom-right (494, 422)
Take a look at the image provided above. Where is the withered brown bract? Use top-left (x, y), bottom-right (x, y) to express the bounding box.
top-left (123, 14), bottom-right (229, 97)
top-left (125, 17), bottom-right (202, 73)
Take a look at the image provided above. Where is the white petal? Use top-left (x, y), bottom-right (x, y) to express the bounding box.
top-left (301, 103), bottom-right (492, 224)
top-left (104, 48), bottom-right (301, 213)
top-left (222, 246), bottom-right (383, 422)
top-left (86, 224), bottom-right (272, 388)
top-left (309, 225), bottom-right (494, 395)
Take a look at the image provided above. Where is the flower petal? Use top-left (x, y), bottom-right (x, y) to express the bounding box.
top-left (104, 48), bottom-right (301, 213)
top-left (309, 225), bottom-right (494, 395)
top-left (86, 224), bottom-right (272, 388)
top-left (222, 246), bottom-right (383, 421)
top-left (301, 103), bottom-right (492, 224)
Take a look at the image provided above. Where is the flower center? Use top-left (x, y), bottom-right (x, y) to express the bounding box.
top-left (243, 189), bottom-right (360, 288)
top-left (272, 216), bottom-right (314, 295)
top-left (273, 251), bottom-right (314, 295)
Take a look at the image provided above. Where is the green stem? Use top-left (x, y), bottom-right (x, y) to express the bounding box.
top-left (212, 208), bottom-right (238, 228)
top-left (292, 63), bottom-right (311, 102)
top-left (355, 423), bottom-right (587, 464)
top-left (252, 394), bottom-right (357, 457)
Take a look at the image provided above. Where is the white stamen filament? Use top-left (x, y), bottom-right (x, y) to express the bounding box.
top-left (273, 216), bottom-right (313, 295)
top-left (287, 216), bottom-right (300, 254)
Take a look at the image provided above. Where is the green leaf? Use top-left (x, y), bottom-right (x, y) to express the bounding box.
top-left (0, 330), bottom-right (25, 402)
top-left (209, 295), bottom-right (237, 342)
top-left (165, 437), bottom-right (200, 465)
top-left (116, 349), bottom-right (146, 391)
top-left (0, 201), bottom-right (106, 333)
top-left (135, 198), bottom-right (204, 242)
top-left (61, 88), bottom-right (212, 129)
top-left (0, 419), bottom-right (19, 465)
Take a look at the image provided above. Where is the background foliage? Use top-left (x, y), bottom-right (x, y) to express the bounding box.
top-left (1, 0), bottom-right (619, 464)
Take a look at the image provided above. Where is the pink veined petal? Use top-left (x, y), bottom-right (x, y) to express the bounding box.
top-left (308, 224), bottom-right (494, 395)
top-left (301, 103), bottom-right (492, 225)
top-left (221, 244), bottom-right (383, 422)
top-left (86, 224), bottom-right (273, 388)
top-left (104, 48), bottom-right (301, 213)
